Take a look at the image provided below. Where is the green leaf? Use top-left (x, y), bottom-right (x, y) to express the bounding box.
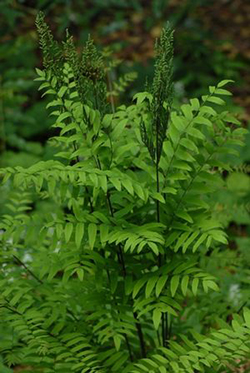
top-left (159, 367), bottom-right (167, 373)
top-left (133, 91), bottom-right (153, 104)
top-left (155, 276), bottom-right (168, 297)
top-left (145, 276), bottom-right (158, 298)
top-left (133, 278), bottom-right (147, 298)
top-left (175, 231), bottom-right (190, 252)
top-left (148, 241), bottom-right (159, 255)
top-left (182, 231), bottom-right (200, 253)
top-left (193, 233), bottom-right (207, 252)
top-left (76, 268), bottom-right (84, 282)
top-left (172, 160), bottom-right (192, 171)
top-left (205, 280), bottom-right (219, 292)
top-left (151, 192), bottom-right (165, 203)
top-left (187, 127), bottom-right (205, 140)
top-left (181, 276), bottom-right (189, 296)
top-left (192, 278), bottom-right (199, 296)
top-left (88, 223), bottom-right (97, 249)
top-left (122, 179), bottom-right (134, 195)
top-left (99, 175), bottom-right (107, 193)
top-left (134, 183), bottom-right (146, 200)
top-left (207, 96), bottom-right (225, 105)
top-left (217, 79), bottom-right (234, 88)
top-left (153, 309), bottom-right (162, 330)
top-left (190, 98), bottom-right (200, 111)
top-left (175, 210), bottom-right (193, 223)
top-left (58, 86), bottom-right (68, 98)
top-left (172, 115), bottom-right (185, 131)
top-left (75, 222), bottom-right (84, 248)
top-left (111, 353), bottom-right (129, 371)
top-left (57, 111), bottom-right (71, 123)
top-left (35, 68), bottom-right (44, 77)
top-left (113, 335), bottom-right (121, 351)
top-left (181, 104), bottom-right (193, 120)
top-left (100, 224), bottom-right (109, 245)
top-left (180, 138), bottom-right (198, 153)
top-left (162, 187), bottom-right (177, 195)
top-left (194, 116), bottom-right (212, 127)
top-left (215, 88), bottom-right (232, 96)
top-left (170, 275), bottom-right (180, 297)
top-left (166, 231), bottom-right (180, 247)
top-left (243, 308), bottom-right (250, 327)
top-left (110, 177), bottom-right (121, 191)
top-left (124, 276), bottom-right (133, 295)
top-left (65, 222), bottom-right (73, 243)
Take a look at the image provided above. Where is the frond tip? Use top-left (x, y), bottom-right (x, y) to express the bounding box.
top-left (35, 11), bottom-right (63, 73)
top-left (140, 24), bottom-right (174, 162)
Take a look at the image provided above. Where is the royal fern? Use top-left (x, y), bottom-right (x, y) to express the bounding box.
top-left (0, 12), bottom-right (249, 373)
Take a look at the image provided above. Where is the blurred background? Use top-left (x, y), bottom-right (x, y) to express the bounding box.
top-left (0, 0), bottom-right (250, 371)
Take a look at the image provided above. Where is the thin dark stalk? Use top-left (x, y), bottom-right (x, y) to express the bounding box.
top-left (13, 255), bottom-right (43, 284)
top-left (161, 309), bottom-right (165, 347)
top-left (76, 121), bottom-right (134, 360)
top-left (93, 130), bottom-right (147, 357)
top-left (155, 118), bottom-right (167, 347)
top-left (105, 186), bottom-right (147, 358)
top-left (73, 96), bottom-right (134, 360)
top-left (12, 255), bottom-right (79, 322)
top-left (73, 143), bottom-right (133, 357)
top-left (73, 148), bottom-right (94, 213)
top-left (157, 330), bottom-right (161, 346)
top-left (105, 254), bottom-right (134, 362)
top-left (164, 313), bottom-right (169, 347)
top-left (2, 296), bottom-right (23, 316)
top-left (80, 71), bottom-right (146, 359)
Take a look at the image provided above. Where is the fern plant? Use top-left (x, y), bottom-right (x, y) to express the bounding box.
top-left (0, 12), bottom-right (249, 373)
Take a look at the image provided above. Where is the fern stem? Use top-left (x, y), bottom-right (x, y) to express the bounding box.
top-left (13, 255), bottom-right (43, 284)
top-left (107, 188), bottom-right (147, 358)
top-left (73, 94), bottom-right (135, 358)
top-left (155, 117), bottom-right (168, 348)
top-left (157, 330), bottom-right (161, 346)
top-left (87, 149), bottom-right (136, 360)
top-left (12, 255), bottom-right (79, 322)
top-left (164, 313), bottom-right (169, 346)
top-left (105, 257), bottom-right (134, 362)
top-left (133, 311), bottom-right (147, 358)
top-left (95, 154), bottom-right (147, 358)
top-left (161, 308), bottom-right (165, 347)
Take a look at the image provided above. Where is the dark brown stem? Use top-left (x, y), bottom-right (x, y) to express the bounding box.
top-left (12, 255), bottom-right (79, 322)
top-left (133, 311), bottom-right (147, 358)
top-left (162, 309), bottom-right (165, 347)
top-left (13, 255), bottom-right (43, 284)
top-left (155, 118), bottom-right (166, 347)
top-left (105, 251), bottom-right (134, 361)
top-left (96, 155), bottom-right (147, 358)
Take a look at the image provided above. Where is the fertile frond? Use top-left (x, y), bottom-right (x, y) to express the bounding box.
top-left (35, 11), bottom-right (63, 78)
top-left (140, 24), bottom-right (174, 162)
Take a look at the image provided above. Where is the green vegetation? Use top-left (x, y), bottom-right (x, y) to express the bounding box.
top-left (0, 11), bottom-right (250, 372)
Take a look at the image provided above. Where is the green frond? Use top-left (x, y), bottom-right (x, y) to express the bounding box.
top-left (35, 11), bottom-right (63, 78)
